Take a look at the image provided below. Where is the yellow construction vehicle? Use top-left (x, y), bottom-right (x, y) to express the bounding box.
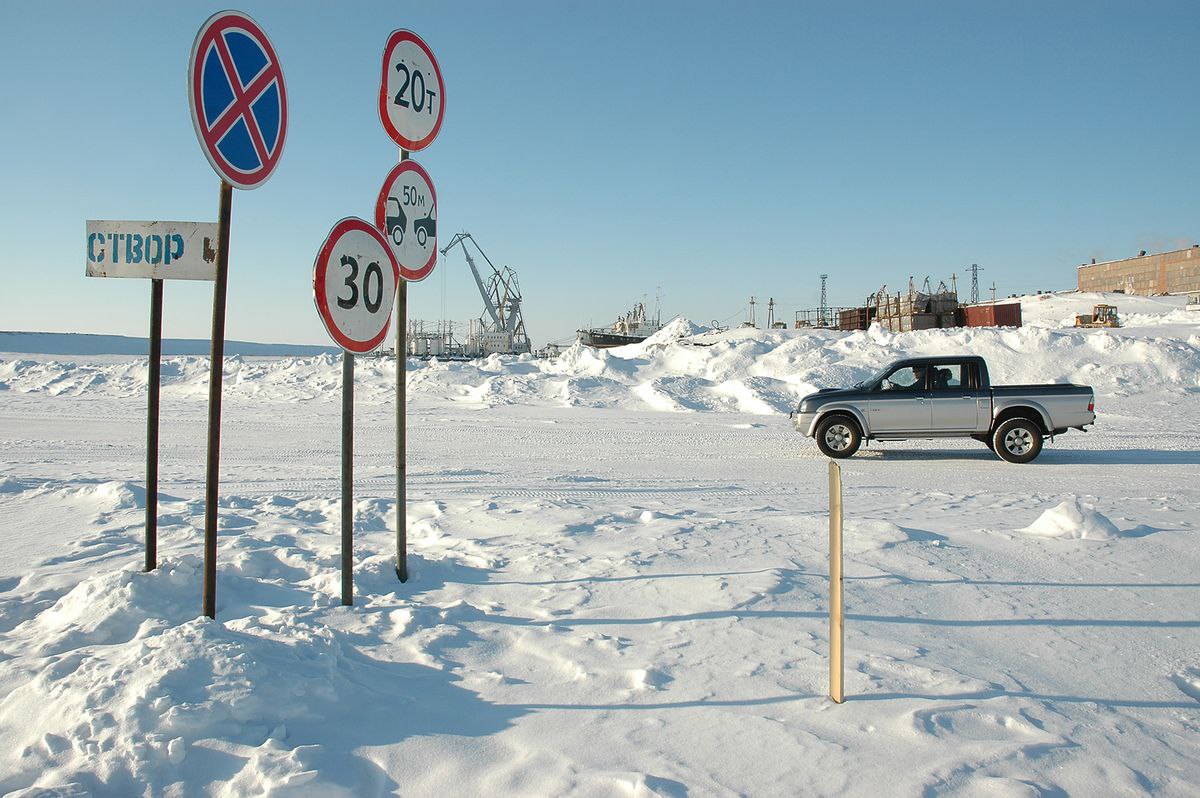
top-left (1074, 304), bottom-right (1120, 328)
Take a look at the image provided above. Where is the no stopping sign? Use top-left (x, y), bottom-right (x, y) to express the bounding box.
top-left (313, 218), bottom-right (400, 353)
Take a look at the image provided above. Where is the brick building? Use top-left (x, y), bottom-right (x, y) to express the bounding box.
top-left (1076, 245), bottom-right (1200, 295)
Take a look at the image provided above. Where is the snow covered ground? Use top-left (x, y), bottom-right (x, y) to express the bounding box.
top-left (0, 292), bottom-right (1197, 796)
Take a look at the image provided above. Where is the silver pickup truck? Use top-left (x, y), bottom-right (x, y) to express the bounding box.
top-left (791, 356), bottom-right (1095, 463)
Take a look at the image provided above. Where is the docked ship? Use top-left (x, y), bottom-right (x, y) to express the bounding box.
top-left (577, 301), bottom-right (663, 348)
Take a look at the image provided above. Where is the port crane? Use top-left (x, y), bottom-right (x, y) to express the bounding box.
top-left (439, 232), bottom-right (531, 355)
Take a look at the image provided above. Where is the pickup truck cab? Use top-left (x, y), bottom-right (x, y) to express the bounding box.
top-left (792, 356), bottom-right (1095, 463)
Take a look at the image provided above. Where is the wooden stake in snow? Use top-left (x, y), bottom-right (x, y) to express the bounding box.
top-left (829, 460), bottom-right (844, 704)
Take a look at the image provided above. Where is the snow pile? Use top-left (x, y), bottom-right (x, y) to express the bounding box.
top-left (626, 316), bottom-right (708, 348)
top-left (2, 294), bottom-right (1199, 412)
top-left (3, 559), bottom-right (375, 794)
top-left (1018, 498), bottom-right (1123, 540)
top-left (1016, 291), bottom-right (1190, 329)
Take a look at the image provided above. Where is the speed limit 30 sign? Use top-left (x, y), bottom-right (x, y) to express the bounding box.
top-left (313, 218), bottom-right (400, 353)
top-left (375, 160), bottom-right (437, 282)
top-left (379, 29), bottom-right (445, 151)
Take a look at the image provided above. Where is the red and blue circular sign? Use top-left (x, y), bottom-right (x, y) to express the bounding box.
top-left (188, 11), bottom-right (287, 190)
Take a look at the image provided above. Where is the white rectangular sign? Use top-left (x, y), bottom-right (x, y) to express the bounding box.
top-left (85, 220), bottom-right (219, 281)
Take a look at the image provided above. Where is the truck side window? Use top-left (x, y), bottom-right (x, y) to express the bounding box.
top-left (880, 366), bottom-right (925, 391)
top-left (931, 365), bottom-right (962, 391)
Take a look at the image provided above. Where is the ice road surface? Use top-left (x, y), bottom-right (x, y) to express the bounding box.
top-left (0, 292), bottom-right (1197, 797)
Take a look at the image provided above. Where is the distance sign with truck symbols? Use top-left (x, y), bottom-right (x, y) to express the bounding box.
top-left (374, 160), bottom-right (438, 282)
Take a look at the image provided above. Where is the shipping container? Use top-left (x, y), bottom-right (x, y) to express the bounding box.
top-left (960, 303), bottom-right (1022, 328)
top-left (838, 307), bottom-right (876, 331)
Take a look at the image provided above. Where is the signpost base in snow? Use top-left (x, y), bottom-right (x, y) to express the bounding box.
top-left (203, 181), bottom-right (233, 620)
top-left (342, 352), bottom-right (355, 606)
top-left (829, 460), bottom-right (844, 704)
top-left (145, 279), bottom-right (163, 572)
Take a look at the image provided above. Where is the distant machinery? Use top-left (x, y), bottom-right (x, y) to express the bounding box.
top-left (440, 232), bottom-right (531, 356)
top-left (1074, 304), bottom-right (1121, 329)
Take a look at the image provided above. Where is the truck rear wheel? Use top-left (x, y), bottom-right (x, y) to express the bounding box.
top-left (815, 415), bottom-right (862, 459)
top-left (992, 418), bottom-right (1043, 464)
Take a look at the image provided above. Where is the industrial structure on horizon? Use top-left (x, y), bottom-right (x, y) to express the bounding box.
top-left (394, 241), bottom-right (1200, 361)
top-left (835, 276), bottom-right (1022, 333)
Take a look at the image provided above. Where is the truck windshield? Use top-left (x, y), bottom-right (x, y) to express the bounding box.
top-left (856, 363), bottom-right (899, 389)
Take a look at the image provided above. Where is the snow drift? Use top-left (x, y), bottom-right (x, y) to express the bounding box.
top-left (3, 293), bottom-right (1197, 414)
top-left (1018, 498), bottom-right (1124, 540)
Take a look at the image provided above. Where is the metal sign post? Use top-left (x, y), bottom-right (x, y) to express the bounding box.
top-left (146, 279), bottom-right (163, 571)
top-left (312, 217), bottom-right (400, 605)
top-left (85, 219), bottom-right (220, 572)
top-left (829, 460), bottom-right (845, 704)
top-left (341, 352), bottom-right (354, 605)
top-left (188, 10), bottom-right (287, 619)
top-left (396, 204), bottom-right (408, 583)
top-left (203, 181), bottom-right (233, 619)
top-left (379, 29), bottom-right (443, 584)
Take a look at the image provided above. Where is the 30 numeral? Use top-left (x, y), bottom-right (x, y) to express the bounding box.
top-left (337, 255), bottom-right (384, 313)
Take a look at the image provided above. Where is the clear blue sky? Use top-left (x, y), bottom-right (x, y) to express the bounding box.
top-left (3, 1), bottom-right (1198, 346)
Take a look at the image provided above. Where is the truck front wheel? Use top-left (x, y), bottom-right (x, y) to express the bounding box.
top-left (815, 415), bottom-right (862, 459)
top-left (992, 418), bottom-right (1043, 464)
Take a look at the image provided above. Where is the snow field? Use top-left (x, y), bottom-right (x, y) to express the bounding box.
top-left (0, 292), bottom-right (1197, 796)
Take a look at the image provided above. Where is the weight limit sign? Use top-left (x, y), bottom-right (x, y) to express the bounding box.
top-left (379, 29), bottom-right (445, 152)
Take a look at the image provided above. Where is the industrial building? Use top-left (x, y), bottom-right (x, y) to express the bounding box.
top-left (1076, 245), bottom-right (1200, 295)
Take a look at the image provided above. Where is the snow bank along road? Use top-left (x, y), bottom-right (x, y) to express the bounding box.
top-left (0, 294), bottom-right (1197, 796)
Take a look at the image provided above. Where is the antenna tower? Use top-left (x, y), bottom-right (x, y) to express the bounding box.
top-left (819, 274), bottom-right (829, 327)
top-left (968, 263), bottom-right (984, 304)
